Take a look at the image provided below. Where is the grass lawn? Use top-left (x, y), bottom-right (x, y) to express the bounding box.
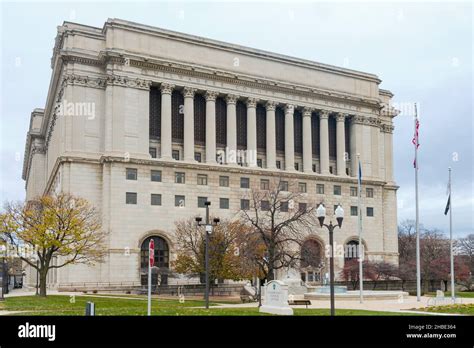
top-left (0, 295), bottom-right (416, 316)
top-left (415, 303), bottom-right (474, 315)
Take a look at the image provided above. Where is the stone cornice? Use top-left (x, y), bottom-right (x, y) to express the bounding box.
top-left (124, 55), bottom-right (382, 109)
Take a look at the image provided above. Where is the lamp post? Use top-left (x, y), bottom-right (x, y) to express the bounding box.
top-left (316, 203), bottom-right (344, 316)
top-left (195, 201), bottom-right (220, 309)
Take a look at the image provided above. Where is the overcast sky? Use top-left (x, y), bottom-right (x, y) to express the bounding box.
top-left (1, 1), bottom-right (472, 237)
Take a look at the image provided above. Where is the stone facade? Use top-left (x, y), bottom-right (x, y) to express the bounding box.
top-left (22, 19), bottom-right (399, 288)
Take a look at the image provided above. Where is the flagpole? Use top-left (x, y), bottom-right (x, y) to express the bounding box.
top-left (414, 103), bottom-right (421, 302)
top-left (357, 153), bottom-right (363, 303)
top-left (449, 167), bottom-right (455, 301)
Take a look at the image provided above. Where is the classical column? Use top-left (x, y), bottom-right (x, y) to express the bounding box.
top-left (183, 87), bottom-right (196, 162)
top-left (319, 110), bottom-right (330, 175)
top-left (350, 115), bottom-right (363, 177)
top-left (205, 91), bottom-right (218, 164)
top-left (284, 104), bottom-right (295, 171)
top-left (302, 107), bottom-right (313, 173)
top-left (160, 83), bottom-right (174, 160)
top-left (265, 101), bottom-right (277, 170)
top-left (336, 113), bottom-right (347, 176)
top-left (226, 94), bottom-right (238, 165)
top-left (246, 98), bottom-right (258, 167)
top-left (383, 124), bottom-right (395, 182)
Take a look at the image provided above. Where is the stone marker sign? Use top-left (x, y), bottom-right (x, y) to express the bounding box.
top-left (259, 280), bottom-right (293, 315)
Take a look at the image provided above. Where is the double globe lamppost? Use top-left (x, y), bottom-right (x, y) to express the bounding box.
top-left (316, 203), bottom-right (344, 317)
top-left (195, 201), bottom-right (220, 310)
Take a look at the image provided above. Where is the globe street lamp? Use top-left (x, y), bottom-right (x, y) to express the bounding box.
top-left (317, 203), bottom-right (344, 316)
top-left (195, 201), bottom-right (220, 309)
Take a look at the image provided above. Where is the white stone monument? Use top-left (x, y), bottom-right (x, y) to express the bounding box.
top-left (259, 280), bottom-right (294, 315)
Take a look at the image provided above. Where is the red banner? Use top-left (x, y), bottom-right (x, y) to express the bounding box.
top-left (149, 239), bottom-right (154, 267)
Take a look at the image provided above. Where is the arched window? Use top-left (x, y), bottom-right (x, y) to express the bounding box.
top-left (300, 239), bottom-right (323, 268)
top-left (300, 239), bottom-right (323, 283)
top-left (140, 236), bottom-right (169, 269)
top-left (344, 240), bottom-right (360, 261)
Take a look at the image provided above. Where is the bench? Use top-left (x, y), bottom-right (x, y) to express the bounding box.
top-left (288, 299), bottom-right (311, 308)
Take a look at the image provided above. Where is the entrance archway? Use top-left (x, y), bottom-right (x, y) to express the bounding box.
top-left (140, 236), bottom-right (169, 286)
top-left (300, 239), bottom-right (324, 283)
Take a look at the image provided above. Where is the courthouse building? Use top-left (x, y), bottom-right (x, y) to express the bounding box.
top-left (22, 19), bottom-right (399, 288)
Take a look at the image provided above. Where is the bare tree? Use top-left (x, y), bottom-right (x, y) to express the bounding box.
top-left (456, 234), bottom-right (474, 273)
top-left (239, 178), bottom-right (317, 281)
top-left (0, 194), bottom-right (107, 296)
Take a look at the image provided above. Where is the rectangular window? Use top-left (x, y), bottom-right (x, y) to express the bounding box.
top-left (257, 159), bottom-right (263, 168)
top-left (126, 168), bottom-right (137, 180)
top-left (280, 201), bottom-right (289, 212)
top-left (299, 203), bottom-right (307, 212)
top-left (260, 179), bottom-right (270, 190)
top-left (367, 207), bottom-right (374, 217)
top-left (220, 198), bottom-right (229, 209)
top-left (219, 176), bottom-right (229, 187)
top-left (276, 160), bottom-right (281, 169)
top-left (333, 185), bottom-right (341, 195)
top-left (241, 199), bottom-right (250, 210)
top-left (175, 195), bottom-right (185, 207)
top-left (172, 150), bottom-right (180, 160)
top-left (280, 181), bottom-right (289, 191)
top-left (261, 200), bottom-right (270, 211)
top-left (240, 177), bottom-right (250, 189)
top-left (149, 148), bottom-right (157, 158)
top-left (175, 172), bottom-right (185, 184)
top-left (126, 192), bottom-right (137, 204)
top-left (366, 188), bottom-right (374, 198)
top-left (194, 152), bottom-right (202, 163)
top-left (198, 196), bottom-right (208, 208)
top-left (197, 174), bottom-right (208, 185)
top-left (151, 194), bottom-right (162, 206)
top-left (350, 206), bottom-right (358, 216)
top-left (151, 170), bottom-right (162, 182)
top-left (316, 184), bottom-right (325, 194)
top-left (350, 187), bottom-right (358, 197)
top-left (298, 182), bottom-right (307, 193)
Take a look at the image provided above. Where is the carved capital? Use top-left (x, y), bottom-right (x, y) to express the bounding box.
top-left (205, 90), bottom-right (218, 102)
top-left (225, 94), bottom-right (239, 104)
top-left (284, 104), bottom-right (294, 114)
top-left (303, 107), bottom-right (313, 117)
top-left (265, 100), bottom-right (277, 111)
top-left (246, 97), bottom-right (258, 108)
top-left (319, 110), bottom-right (330, 119)
top-left (160, 83), bottom-right (175, 94)
top-left (336, 113), bottom-right (348, 122)
top-left (183, 87), bottom-right (196, 98)
top-left (381, 124), bottom-right (395, 133)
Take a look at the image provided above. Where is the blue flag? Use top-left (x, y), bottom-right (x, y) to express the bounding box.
top-left (358, 160), bottom-right (362, 187)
